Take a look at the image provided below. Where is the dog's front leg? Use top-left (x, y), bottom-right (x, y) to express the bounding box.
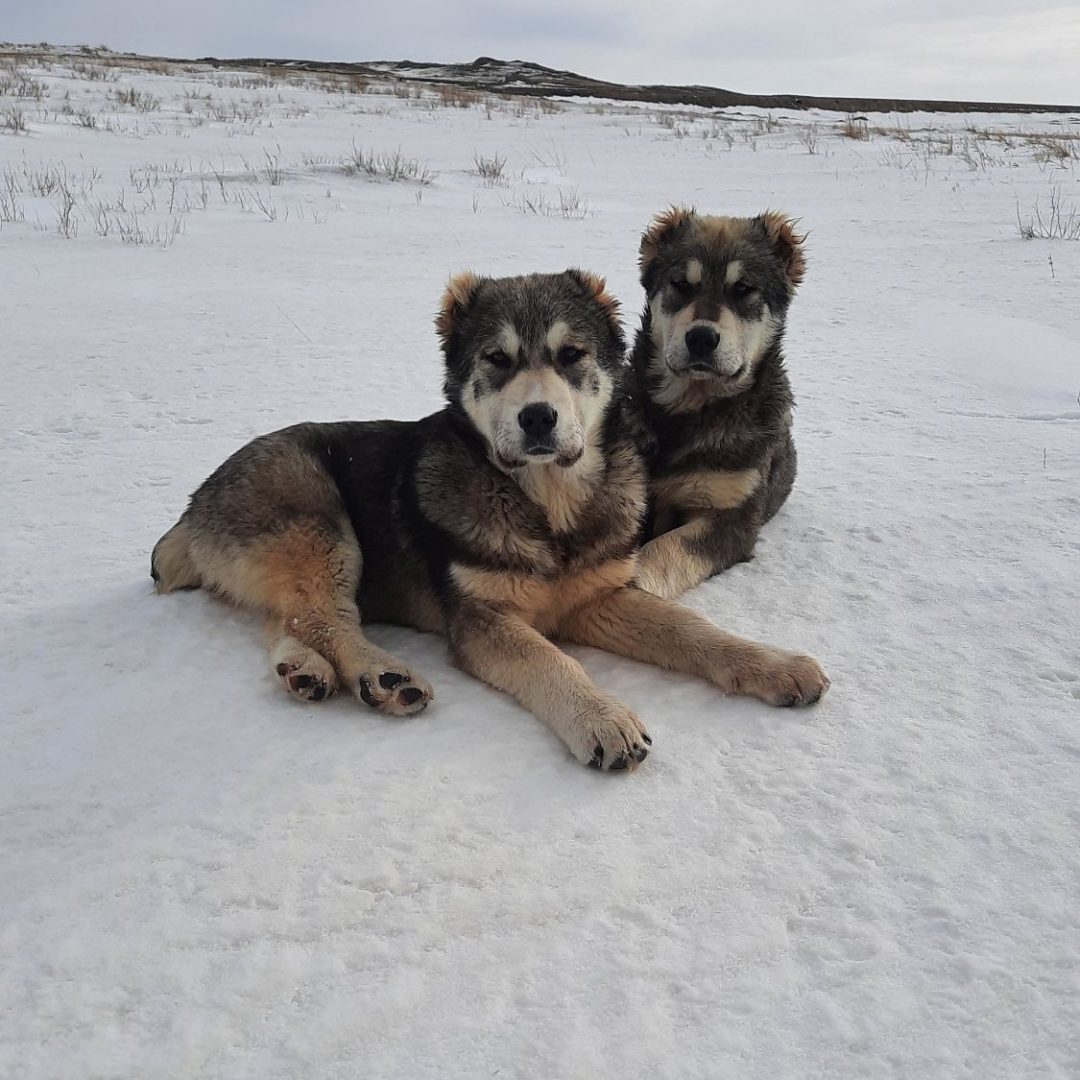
top-left (636, 503), bottom-right (763, 599)
top-left (447, 601), bottom-right (651, 771)
top-left (558, 586), bottom-right (829, 707)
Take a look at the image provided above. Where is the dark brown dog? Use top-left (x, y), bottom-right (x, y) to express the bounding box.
top-left (628, 208), bottom-right (806, 598)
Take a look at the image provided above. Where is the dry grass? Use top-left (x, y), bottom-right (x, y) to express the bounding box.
top-left (1016, 185), bottom-right (1080, 240)
top-left (436, 83), bottom-right (481, 108)
top-left (510, 186), bottom-right (590, 219)
top-left (341, 142), bottom-right (436, 185)
top-left (1, 105), bottom-right (27, 132)
top-left (113, 86), bottom-right (161, 112)
top-left (797, 125), bottom-right (820, 154)
top-left (0, 72), bottom-right (46, 99)
top-left (473, 151), bottom-right (507, 186)
top-left (841, 114), bottom-right (870, 140)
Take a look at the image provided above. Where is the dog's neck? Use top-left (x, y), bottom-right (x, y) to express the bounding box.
top-left (512, 437), bottom-right (605, 534)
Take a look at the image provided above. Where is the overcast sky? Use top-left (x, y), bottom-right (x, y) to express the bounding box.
top-left (7, 1), bottom-right (1080, 104)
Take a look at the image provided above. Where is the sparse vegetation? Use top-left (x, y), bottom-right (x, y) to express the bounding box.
top-left (797, 125), bottom-right (820, 154)
top-left (1016, 186), bottom-right (1080, 241)
top-left (473, 151), bottom-right (507, 186)
top-left (510, 186), bottom-right (590, 219)
top-left (1, 106), bottom-right (27, 133)
top-left (113, 86), bottom-right (160, 112)
top-left (341, 142), bottom-right (436, 185)
top-left (841, 114), bottom-right (870, 140)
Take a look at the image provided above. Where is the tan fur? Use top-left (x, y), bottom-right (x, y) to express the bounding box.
top-left (633, 519), bottom-right (714, 600)
top-left (152, 520), bottom-right (201, 593)
top-left (515, 440), bottom-right (603, 533)
top-left (557, 587), bottom-right (829, 707)
top-left (572, 270), bottom-right (622, 324)
top-left (651, 467), bottom-right (761, 511)
top-left (640, 209), bottom-right (806, 288)
top-left (452, 557), bottom-right (637, 634)
top-left (449, 598), bottom-right (650, 769)
top-left (435, 270), bottom-right (482, 344)
top-left (186, 519), bottom-right (432, 714)
top-left (639, 205), bottom-right (697, 270)
top-left (759, 210), bottom-right (807, 286)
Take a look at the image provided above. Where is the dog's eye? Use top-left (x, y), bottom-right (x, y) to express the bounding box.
top-left (670, 277), bottom-right (693, 295)
top-left (557, 345), bottom-right (586, 366)
top-left (484, 349), bottom-right (512, 369)
top-left (730, 281), bottom-right (756, 299)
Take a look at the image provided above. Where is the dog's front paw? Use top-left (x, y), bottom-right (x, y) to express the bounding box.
top-left (745, 649), bottom-right (830, 707)
top-left (570, 698), bottom-right (651, 772)
top-left (356, 665), bottom-right (434, 717)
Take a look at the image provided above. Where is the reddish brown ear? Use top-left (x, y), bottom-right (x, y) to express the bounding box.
top-left (569, 268), bottom-right (622, 324)
top-left (758, 211), bottom-right (807, 288)
top-left (435, 271), bottom-right (483, 345)
top-left (639, 206), bottom-right (696, 276)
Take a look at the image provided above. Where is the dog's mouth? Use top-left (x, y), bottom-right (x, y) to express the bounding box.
top-left (670, 361), bottom-right (746, 382)
top-left (496, 444), bottom-right (582, 470)
top-left (525, 442), bottom-right (557, 458)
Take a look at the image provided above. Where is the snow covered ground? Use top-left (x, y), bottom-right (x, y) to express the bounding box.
top-left (2, 50), bottom-right (1079, 1079)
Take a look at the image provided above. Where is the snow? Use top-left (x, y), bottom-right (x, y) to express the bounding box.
top-left (2, 52), bottom-right (1079, 1079)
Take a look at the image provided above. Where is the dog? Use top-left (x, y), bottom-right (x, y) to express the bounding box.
top-left (627, 208), bottom-right (806, 599)
top-left (152, 270), bottom-right (828, 772)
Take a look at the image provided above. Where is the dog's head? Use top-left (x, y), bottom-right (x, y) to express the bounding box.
top-left (437, 270), bottom-right (625, 471)
top-left (637, 208), bottom-right (805, 408)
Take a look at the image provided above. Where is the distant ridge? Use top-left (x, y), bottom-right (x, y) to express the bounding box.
top-left (201, 54), bottom-right (1080, 115)
top-left (4, 45), bottom-right (1076, 114)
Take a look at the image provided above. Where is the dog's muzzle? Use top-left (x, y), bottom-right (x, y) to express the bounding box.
top-left (518, 402), bottom-right (558, 456)
top-left (671, 325), bottom-right (744, 381)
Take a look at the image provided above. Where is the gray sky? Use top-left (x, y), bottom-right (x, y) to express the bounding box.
top-left (7, 1), bottom-right (1080, 104)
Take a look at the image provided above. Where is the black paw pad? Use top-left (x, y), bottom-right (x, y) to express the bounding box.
top-left (608, 753), bottom-right (630, 771)
top-left (379, 671), bottom-right (406, 690)
top-left (632, 744), bottom-right (649, 763)
top-left (358, 677), bottom-right (378, 707)
top-left (641, 732), bottom-right (653, 746)
top-left (275, 662), bottom-right (288, 677)
top-left (399, 686), bottom-right (424, 706)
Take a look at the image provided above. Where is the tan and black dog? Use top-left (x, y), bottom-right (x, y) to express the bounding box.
top-left (153, 270), bottom-right (827, 772)
top-left (628, 208), bottom-right (806, 599)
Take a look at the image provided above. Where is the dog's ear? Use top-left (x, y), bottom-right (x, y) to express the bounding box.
top-left (639, 206), bottom-right (695, 283)
top-left (757, 211), bottom-right (807, 289)
top-left (567, 268), bottom-right (625, 352)
top-left (436, 271), bottom-right (484, 347)
top-left (568, 269), bottom-right (621, 323)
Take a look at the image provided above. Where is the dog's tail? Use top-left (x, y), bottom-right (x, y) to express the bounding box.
top-left (151, 516), bottom-right (202, 593)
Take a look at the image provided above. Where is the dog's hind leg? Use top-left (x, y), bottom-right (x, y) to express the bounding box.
top-left (268, 627), bottom-right (340, 703)
top-left (194, 518), bottom-right (434, 716)
top-left (151, 518), bottom-right (202, 593)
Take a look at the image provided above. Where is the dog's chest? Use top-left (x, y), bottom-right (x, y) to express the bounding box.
top-left (445, 440), bottom-right (646, 629)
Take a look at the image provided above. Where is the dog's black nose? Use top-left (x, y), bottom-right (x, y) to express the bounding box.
top-left (518, 403), bottom-right (558, 439)
top-left (685, 326), bottom-right (720, 358)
